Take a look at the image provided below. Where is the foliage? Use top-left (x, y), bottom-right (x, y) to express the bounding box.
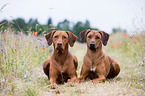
top-left (56, 19), bottom-right (71, 31)
top-left (112, 28), bottom-right (127, 34)
top-left (0, 18), bottom-right (100, 41)
top-left (12, 18), bottom-right (27, 31)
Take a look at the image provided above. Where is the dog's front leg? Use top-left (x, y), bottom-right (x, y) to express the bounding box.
top-left (78, 74), bottom-right (88, 82)
top-left (49, 75), bottom-right (59, 89)
top-left (78, 63), bottom-right (90, 82)
top-left (66, 67), bottom-right (77, 83)
top-left (67, 75), bottom-right (77, 84)
top-left (90, 65), bottom-right (106, 83)
top-left (90, 74), bottom-right (106, 83)
top-left (49, 68), bottom-right (59, 89)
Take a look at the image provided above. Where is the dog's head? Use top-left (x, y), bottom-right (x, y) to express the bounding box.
top-left (45, 30), bottom-right (77, 53)
top-left (80, 29), bottom-right (109, 51)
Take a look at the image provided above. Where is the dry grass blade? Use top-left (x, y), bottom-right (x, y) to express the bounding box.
top-left (0, 3), bottom-right (9, 13)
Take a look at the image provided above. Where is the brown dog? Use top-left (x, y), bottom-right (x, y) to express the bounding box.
top-left (78, 29), bottom-right (120, 83)
top-left (43, 30), bottom-right (78, 88)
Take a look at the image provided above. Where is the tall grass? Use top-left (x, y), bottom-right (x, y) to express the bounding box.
top-left (0, 27), bottom-right (145, 95)
top-left (0, 28), bottom-right (53, 95)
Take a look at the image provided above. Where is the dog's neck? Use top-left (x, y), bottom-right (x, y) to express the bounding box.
top-left (87, 48), bottom-right (104, 57)
top-left (86, 47), bottom-right (105, 69)
top-left (53, 44), bottom-right (69, 65)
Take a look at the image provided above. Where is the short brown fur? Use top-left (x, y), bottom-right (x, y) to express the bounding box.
top-left (43, 30), bottom-right (78, 87)
top-left (78, 29), bottom-right (120, 83)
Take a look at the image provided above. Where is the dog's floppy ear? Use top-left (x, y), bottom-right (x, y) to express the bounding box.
top-left (80, 29), bottom-right (91, 43)
top-left (45, 30), bottom-right (56, 46)
top-left (66, 31), bottom-right (77, 47)
top-left (99, 31), bottom-right (109, 46)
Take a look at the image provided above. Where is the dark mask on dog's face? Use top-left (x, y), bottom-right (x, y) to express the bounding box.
top-left (80, 29), bottom-right (109, 51)
top-left (86, 31), bottom-right (102, 51)
top-left (53, 31), bottom-right (69, 53)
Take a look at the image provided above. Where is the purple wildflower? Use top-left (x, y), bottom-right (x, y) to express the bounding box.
top-left (1, 48), bottom-right (4, 52)
top-left (49, 48), bottom-right (53, 53)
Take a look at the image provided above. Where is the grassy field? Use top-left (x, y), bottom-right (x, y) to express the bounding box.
top-left (0, 29), bottom-right (145, 96)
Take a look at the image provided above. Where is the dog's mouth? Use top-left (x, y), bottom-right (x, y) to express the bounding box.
top-left (56, 47), bottom-right (64, 53)
top-left (88, 42), bottom-right (99, 51)
top-left (89, 46), bottom-right (99, 51)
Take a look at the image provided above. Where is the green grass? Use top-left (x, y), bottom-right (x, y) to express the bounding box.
top-left (0, 29), bottom-right (145, 96)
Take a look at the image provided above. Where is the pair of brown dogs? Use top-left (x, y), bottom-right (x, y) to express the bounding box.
top-left (43, 29), bottom-right (120, 88)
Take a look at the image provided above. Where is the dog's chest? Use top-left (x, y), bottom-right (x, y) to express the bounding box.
top-left (86, 53), bottom-right (105, 72)
top-left (54, 58), bottom-right (71, 73)
top-left (90, 62), bottom-right (97, 72)
top-left (90, 67), bottom-right (96, 72)
top-left (85, 56), bottom-right (98, 72)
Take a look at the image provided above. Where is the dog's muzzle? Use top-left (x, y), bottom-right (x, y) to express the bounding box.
top-left (56, 42), bottom-right (63, 53)
top-left (89, 42), bottom-right (98, 51)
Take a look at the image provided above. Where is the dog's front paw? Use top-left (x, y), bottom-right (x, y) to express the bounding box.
top-left (67, 78), bottom-right (79, 84)
top-left (67, 79), bottom-right (75, 84)
top-left (90, 79), bottom-right (100, 83)
top-left (49, 83), bottom-right (59, 89)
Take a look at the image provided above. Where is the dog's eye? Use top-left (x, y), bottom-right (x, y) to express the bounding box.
top-left (96, 36), bottom-right (100, 39)
top-left (54, 36), bottom-right (58, 38)
top-left (88, 36), bottom-right (91, 39)
top-left (63, 36), bottom-right (66, 39)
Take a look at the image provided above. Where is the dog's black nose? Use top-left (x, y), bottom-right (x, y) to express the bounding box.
top-left (89, 42), bottom-right (95, 47)
top-left (57, 42), bottom-right (62, 46)
top-left (89, 42), bottom-right (96, 51)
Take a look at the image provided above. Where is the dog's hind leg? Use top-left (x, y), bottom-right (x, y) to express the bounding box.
top-left (72, 55), bottom-right (78, 70)
top-left (43, 59), bottom-right (50, 79)
top-left (107, 61), bottom-right (120, 79)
